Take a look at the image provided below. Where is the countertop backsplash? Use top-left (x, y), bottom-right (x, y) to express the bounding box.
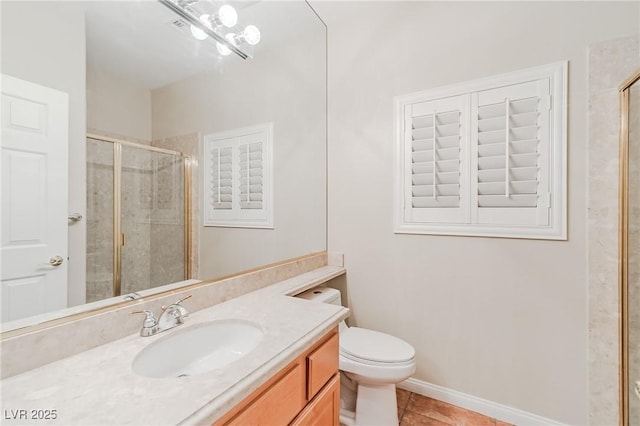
top-left (1, 252), bottom-right (339, 379)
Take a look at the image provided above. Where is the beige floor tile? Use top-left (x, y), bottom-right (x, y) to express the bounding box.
top-left (400, 410), bottom-right (451, 426)
top-left (397, 388), bottom-right (411, 418)
top-left (405, 394), bottom-right (496, 426)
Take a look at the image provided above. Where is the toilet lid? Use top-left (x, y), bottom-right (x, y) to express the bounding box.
top-left (340, 327), bottom-right (415, 363)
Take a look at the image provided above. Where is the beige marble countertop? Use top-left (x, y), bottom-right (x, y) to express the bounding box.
top-left (0, 266), bottom-right (348, 425)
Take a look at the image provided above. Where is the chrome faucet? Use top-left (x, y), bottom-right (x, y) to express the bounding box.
top-left (130, 295), bottom-right (192, 337)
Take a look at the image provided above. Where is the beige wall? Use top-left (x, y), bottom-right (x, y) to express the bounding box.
top-left (1, 1), bottom-right (87, 306)
top-left (87, 67), bottom-right (152, 143)
top-left (151, 30), bottom-right (326, 281)
top-left (315, 1), bottom-right (639, 424)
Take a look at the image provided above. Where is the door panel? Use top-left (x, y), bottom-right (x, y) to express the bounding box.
top-left (1, 74), bottom-right (69, 322)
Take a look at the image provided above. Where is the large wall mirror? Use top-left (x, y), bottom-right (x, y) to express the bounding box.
top-left (0, 0), bottom-right (327, 332)
top-left (621, 69), bottom-right (640, 426)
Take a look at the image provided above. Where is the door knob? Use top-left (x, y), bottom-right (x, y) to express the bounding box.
top-left (68, 213), bottom-right (83, 222)
top-left (49, 256), bottom-right (64, 266)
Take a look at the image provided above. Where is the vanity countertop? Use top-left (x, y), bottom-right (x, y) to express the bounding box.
top-left (0, 265), bottom-right (348, 425)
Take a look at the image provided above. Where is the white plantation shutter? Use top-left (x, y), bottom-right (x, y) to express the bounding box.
top-left (238, 140), bottom-right (264, 210)
top-left (203, 123), bottom-right (273, 228)
top-left (209, 144), bottom-right (233, 210)
top-left (394, 61), bottom-right (566, 239)
top-left (404, 95), bottom-right (469, 224)
top-left (472, 79), bottom-right (551, 227)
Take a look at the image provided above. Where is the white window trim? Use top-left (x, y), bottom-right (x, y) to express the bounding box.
top-left (202, 122), bottom-right (274, 229)
top-left (393, 61), bottom-right (567, 240)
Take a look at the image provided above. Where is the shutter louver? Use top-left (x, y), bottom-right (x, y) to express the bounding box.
top-left (476, 96), bottom-right (540, 208)
top-left (210, 146), bottom-right (233, 210)
top-left (411, 110), bottom-right (461, 208)
top-left (238, 141), bottom-right (263, 210)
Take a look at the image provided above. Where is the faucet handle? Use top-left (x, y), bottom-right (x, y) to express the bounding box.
top-left (175, 294), bottom-right (192, 305)
top-left (129, 310), bottom-right (157, 328)
top-left (162, 294), bottom-right (192, 311)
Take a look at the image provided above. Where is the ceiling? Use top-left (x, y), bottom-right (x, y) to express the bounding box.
top-left (79, 0), bottom-right (317, 90)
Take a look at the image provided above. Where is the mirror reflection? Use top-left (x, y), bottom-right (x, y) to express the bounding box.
top-left (0, 0), bottom-right (327, 329)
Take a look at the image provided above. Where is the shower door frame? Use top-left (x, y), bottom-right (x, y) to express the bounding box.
top-left (619, 69), bottom-right (640, 426)
top-left (87, 133), bottom-right (192, 297)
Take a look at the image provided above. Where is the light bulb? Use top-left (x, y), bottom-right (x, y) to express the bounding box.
top-left (190, 24), bottom-right (207, 40)
top-left (241, 25), bottom-right (260, 46)
top-left (216, 33), bottom-right (236, 56)
top-left (217, 5), bottom-right (237, 28)
top-left (190, 14), bottom-right (211, 41)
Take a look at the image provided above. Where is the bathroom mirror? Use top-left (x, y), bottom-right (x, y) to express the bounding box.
top-left (0, 0), bottom-right (326, 332)
top-left (620, 69), bottom-right (640, 426)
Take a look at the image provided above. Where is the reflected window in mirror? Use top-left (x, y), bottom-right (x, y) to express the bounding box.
top-left (203, 123), bottom-right (274, 229)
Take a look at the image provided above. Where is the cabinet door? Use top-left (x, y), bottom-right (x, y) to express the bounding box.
top-left (225, 361), bottom-right (305, 426)
top-left (291, 374), bottom-right (340, 426)
top-left (307, 332), bottom-right (339, 400)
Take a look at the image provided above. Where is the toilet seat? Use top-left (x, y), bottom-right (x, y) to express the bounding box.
top-left (340, 351), bottom-right (415, 367)
top-left (339, 352), bottom-right (416, 386)
top-left (340, 327), bottom-right (415, 364)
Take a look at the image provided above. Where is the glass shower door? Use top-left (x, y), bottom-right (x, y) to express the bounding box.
top-left (119, 145), bottom-right (185, 295)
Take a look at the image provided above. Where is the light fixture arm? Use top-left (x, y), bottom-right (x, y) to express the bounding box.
top-left (157, 0), bottom-right (248, 60)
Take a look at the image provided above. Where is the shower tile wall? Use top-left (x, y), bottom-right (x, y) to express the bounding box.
top-left (153, 133), bottom-right (200, 280)
top-left (148, 152), bottom-right (185, 288)
top-left (588, 35), bottom-right (640, 425)
top-left (120, 145), bottom-right (153, 294)
top-left (86, 138), bottom-right (114, 302)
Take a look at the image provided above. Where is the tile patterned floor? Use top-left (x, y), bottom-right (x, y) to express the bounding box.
top-left (396, 389), bottom-right (513, 426)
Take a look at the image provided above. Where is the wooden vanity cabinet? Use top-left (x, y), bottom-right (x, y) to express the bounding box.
top-left (214, 328), bottom-right (340, 426)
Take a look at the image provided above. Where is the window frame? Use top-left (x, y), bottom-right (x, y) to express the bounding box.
top-left (393, 61), bottom-right (567, 240)
top-left (202, 122), bottom-right (274, 229)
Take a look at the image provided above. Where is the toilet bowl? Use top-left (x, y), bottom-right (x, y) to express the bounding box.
top-left (297, 286), bottom-right (416, 426)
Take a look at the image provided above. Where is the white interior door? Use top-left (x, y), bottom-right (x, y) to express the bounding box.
top-left (1, 74), bottom-right (69, 322)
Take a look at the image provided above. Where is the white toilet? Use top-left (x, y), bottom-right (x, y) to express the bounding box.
top-left (297, 286), bottom-right (416, 426)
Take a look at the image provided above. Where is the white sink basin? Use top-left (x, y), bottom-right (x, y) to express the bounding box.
top-left (132, 319), bottom-right (264, 378)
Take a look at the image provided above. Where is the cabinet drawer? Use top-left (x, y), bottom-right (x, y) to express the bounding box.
top-left (291, 374), bottom-right (340, 426)
top-left (307, 332), bottom-right (339, 400)
top-left (225, 361), bottom-right (305, 426)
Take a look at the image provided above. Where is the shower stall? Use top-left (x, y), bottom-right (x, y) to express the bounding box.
top-left (86, 135), bottom-right (191, 303)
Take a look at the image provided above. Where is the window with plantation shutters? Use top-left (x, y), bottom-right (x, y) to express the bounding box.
top-left (403, 94), bottom-right (470, 224)
top-left (203, 123), bottom-right (273, 228)
top-left (394, 61), bottom-right (566, 240)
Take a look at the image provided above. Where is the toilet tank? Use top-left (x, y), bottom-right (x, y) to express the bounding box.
top-left (296, 286), bottom-right (342, 306)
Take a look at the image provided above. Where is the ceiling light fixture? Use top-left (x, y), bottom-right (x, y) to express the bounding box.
top-left (159, 0), bottom-right (259, 59)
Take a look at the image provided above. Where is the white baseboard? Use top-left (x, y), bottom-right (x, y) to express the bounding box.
top-left (398, 378), bottom-right (566, 426)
